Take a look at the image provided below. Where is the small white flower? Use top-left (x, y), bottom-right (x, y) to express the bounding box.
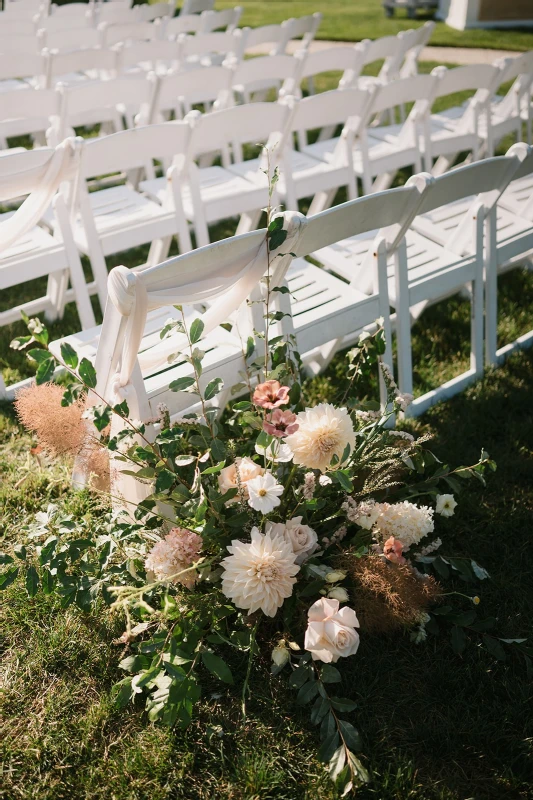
top-left (272, 642), bottom-right (290, 667)
top-left (395, 392), bottom-right (413, 412)
top-left (435, 494), bottom-right (457, 518)
top-left (325, 570), bottom-right (347, 584)
top-left (255, 439), bottom-right (293, 463)
top-left (247, 471), bottom-right (284, 514)
top-left (319, 475), bottom-right (332, 486)
top-left (328, 587), bottom-right (349, 603)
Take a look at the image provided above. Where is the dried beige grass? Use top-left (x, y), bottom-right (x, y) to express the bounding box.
top-left (337, 552), bottom-right (442, 633)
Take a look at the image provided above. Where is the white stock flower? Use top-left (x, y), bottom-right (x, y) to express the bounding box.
top-left (436, 494), bottom-right (457, 518)
top-left (304, 597), bottom-right (360, 663)
top-left (375, 501), bottom-right (434, 550)
top-left (218, 457), bottom-right (263, 502)
top-left (266, 517), bottom-right (318, 565)
top-left (221, 528), bottom-right (299, 617)
top-left (285, 403), bottom-right (355, 473)
top-left (247, 472), bottom-right (284, 514)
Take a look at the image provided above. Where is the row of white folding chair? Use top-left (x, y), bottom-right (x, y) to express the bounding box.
top-left (313, 144), bottom-right (533, 415)
top-left (161, 6), bottom-right (242, 37)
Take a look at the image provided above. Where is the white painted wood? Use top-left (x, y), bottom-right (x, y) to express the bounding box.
top-left (0, 85), bottom-right (59, 146)
top-left (44, 46), bottom-right (119, 89)
top-left (38, 25), bottom-right (103, 52)
top-left (200, 7), bottom-right (242, 34)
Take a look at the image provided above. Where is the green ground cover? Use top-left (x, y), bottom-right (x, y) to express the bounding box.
top-left (1, 66), bottom-right (533, 800)
top-left (215, 0), bottom-right (533, 51)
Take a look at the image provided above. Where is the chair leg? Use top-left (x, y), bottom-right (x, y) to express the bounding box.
top-left (147, 236), bottom-right (172, 266)
top-left (470, 274), bottom-right (484, 378)
top-left (44, 270), bottom-right (69, 322)
top-left (54, 197), bottom-right (97, 328)
top-left (307, 188), bottom-right (337, 216)
top-left (236, 209), bottom-right (262, 236)
top-left (394, 247), bottom-right (413, 398)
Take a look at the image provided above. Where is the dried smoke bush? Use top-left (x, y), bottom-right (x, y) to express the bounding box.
top-left (337, 552), bottom-right (442, 633)
top-left (15, 383), bottom-right (86, 457)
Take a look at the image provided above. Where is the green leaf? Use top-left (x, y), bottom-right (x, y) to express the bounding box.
top-left (297, 679), bottom-right (319, 705)
top-left (10, 334), bottom-right (33, 350)
top-left (79, 357), bottom-right (97, 388)
top-left (189, 318), bottom-right (205, 344)
top-left (320, 711), bottom-right (336, 741)
top-left (347, 750), bottom-right (370, 785)
top-left (310, 695), bottom-right (330, 725)
top-left (483, 634), bottom-right (507, 661)
top-left (169, 376), bottom-right (196, 393)
top-left (451, 625), bottom-right (467, 655)
top-left (201, 461), bottom-right (225, 476)
top-left (334, 470), bottom-right (353, 492)
top-left (204, 377), bottom-right (224, 401)
top-left (60, 342), bottom-right (79, 369)
top-left (328, 745), bottom-right (346, 781)
top-left (226, 511), bottom-right (251, 528)
top-left (330, 697), bottom-right (358, 712)
top-left (338, 720), bottom-right (361, 751)
top-left (25, 566), bottom-right (39, 597)
top-left (268, 216), bottom-right (284, 232)
top-left (0, 553), bottom-right (14, 566)
top-left (202, 651), bottom-right (234, 684)
top-left (321, 664), bottom-right (342, 684)
top-left (289, 664), bottom-right (311, 689)
top-left (318, 732), bottom-right (340, 763)
top-left (27, 348), bottom-right (51, 364)
top-left (112, 677), bottom-right (133, 709)
top-left (298, 578), bottom-right (326, 598)
top-left (13, 544), bottom-right (27, 560)
top-left (433, 556), bottom-right (450, 580)
top-left (155, 469), bottom-right (175, 493)
top-left (0, 567), bottom-right (19, 590)
top-left (269, 228), bottom-right (287, 251)
top-left (210, 438), bottom-right (226, 461)
top-left (288, 382), bottom-right (301, 405)
top-left (35, 357), bottom-right (56, 384)
top-left (41, 569), bottom-right (55, 595)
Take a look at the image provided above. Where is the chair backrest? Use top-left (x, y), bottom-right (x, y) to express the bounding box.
top-left (38, 26), bottom-right (103, 51)
top-left (431, 64), bottom-right (499, 99)
top-left (180, 0), bottom-right (215, 15)
top-left (0, 86), bottom-right (59, 140)
top-left (200, 7), bottom-right (242, 33)
top-left (138, 1), bottom-right (173, 22)
top-left (0, 33), bottom-right (40, 55)
top-left (187, 101), bottom-right (291, 161)
top-left (0, 144), bottom-right (60, 201)
top-left (357, 35), bottom-right (402, 78)
top-left (0, 18), bottom-right (38, 36)
top-left (297, 45), bottom-right (362, 85)
top-left (96, 5), bottom-right (138, 25)
top-left (101, 20), bottom-right (159, 47)
top-left (40, 8), bottom-right (93, 32)
top-left (58, 75), bottom-right (151, 134)
top-left (44, 45), bottom-right (119, 87)
top-left (178, 30), bottom-right (242, 61)
top-left (398, 21), bottom-right (435, 79)
top-left (242, 23), bottom-right (290, 56)
top-left (78, 120), bottom-right (191, 179)
top-left (493, 52), bottom-right (533, 117)
top-left (0, 51), bottom-right (44, 81)
top-left (149, 65), bottom-right (233, 121)
top-left (50, 2), bottom-right (93, 18)
top-left (231, 54), bottom-right (303, 98)
top-left (118, 39), bottom-right (180, 72)
top-left (164, 13), bottom-right (203, 37)
top-left (282, 13), bottom-right (322, 48)
top-left (368, 73), bottom-right (436, 117)
top-left (288, 87), bottom-right (373, 137)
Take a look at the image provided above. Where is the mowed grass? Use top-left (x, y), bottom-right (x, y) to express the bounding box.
top-left (214, 0), bottom-right (533, 51)
top-left (2, 68), bottom-right (533, 800)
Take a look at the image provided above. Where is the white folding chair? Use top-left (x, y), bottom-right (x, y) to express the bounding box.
top-left (44, 45), bottom-right (120, 89)
top-left (146, 64), bottom-right (233, 124)
top-left (356, 74), bottom-right (437, 193)
top-left (38, 26), bottom-right (104, 52)
top-left (423, 64), bottom-right (499, 174)
top-left (0, 17), bottom-right (39, 36)
top-left (398, 22), bottom-right (435, 79)
top-left (54, 76), bottom-right (152, 141)
top-left (230, 53), bottom-right (304, 105)
top-left (53, 122), bottom-right (194, 311)
top-left (176, 30), bottom-right (243, 68)
top-left (95, 4), bottom-right (138, 26)
top-left (163, 13), bottom-right (203, 38)
top-left (200, 7), bottom-right (242, 34)
top-left (281, 13), bottom-right (322, 52)
top-left (483, 53), bottom-right (533, 157)
top-left (0, 33), bottom-right (41, 55)
top-left (0, 52), bottom-right (45, 93)
top-left (355, 35), bottom-right (405, 90)
top-left (140, 102), bottom-right (291, 249)
top-left (0, 142), bottom-right (96, 400)
top-left (279, 88), bottom-right (374, 215)
top-left (240, 23), bottom-right (289, 57)
top-left (0, 85), bottom-right (59, 149)
top-left (295, 45), bottom-right (363, 97)
top-left (138, 1), bottom-right (173, 22)
top-left (180, 0), bottom-right (215, 15)
top-left (40, 7), bottom-right (94, 32)
top-left (118, 39), bottom-right (180, 77)
top-left (100, 20), bottom-right (160, 47)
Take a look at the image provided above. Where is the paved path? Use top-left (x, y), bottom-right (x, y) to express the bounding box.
top-left (250, 39), bottom-right (521, 65)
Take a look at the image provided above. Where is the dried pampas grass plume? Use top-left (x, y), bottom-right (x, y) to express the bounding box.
top-left (337, 552), bottom-right (442, 633)
top-left (15, 383), bottom-right (110, 491)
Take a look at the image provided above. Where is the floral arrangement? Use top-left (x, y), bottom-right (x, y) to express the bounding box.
top-left (4, 170), bottom-right (531, 796)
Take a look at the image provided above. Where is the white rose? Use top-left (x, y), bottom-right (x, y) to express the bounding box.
top-left (266, 517), bottom-right (318, 565)
top-left (328, 587), bottom-right (349, 603)
top-left (304, 597), bottom-right (360, 663)
top-left (325, 570), bottom-right (347, 584)
top-left (218, 457), bottom-right (263, 503)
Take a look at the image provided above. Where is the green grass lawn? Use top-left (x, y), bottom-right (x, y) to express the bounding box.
top-left (2, 68), bottom-right (533, 799)
top-left (215, 0), bottom-right (533, 51)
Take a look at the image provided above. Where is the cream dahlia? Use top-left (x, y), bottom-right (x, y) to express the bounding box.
top-left (285, 403), bottom-right (355, 473)
top-left (145, 528), bottom-right (203, 589)
top-left (220, 528), bottom-right (299, 617)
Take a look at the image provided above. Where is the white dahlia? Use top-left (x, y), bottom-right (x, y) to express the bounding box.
top-left (220, 528), bottom-right (299, 617)
top-left (375, 501), bottom-right (434, 550)
top-left (285, 403), bottom-right (355, 473)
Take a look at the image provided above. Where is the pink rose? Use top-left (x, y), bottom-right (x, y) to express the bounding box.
top-left (304, 597), bottom-right (360, 663)
top-left (263, 409), bottom-right (299, 438)
top-left (253, 380), bottom-right (290, 409)
top-left (383, 536), bottom-right (406, 565)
